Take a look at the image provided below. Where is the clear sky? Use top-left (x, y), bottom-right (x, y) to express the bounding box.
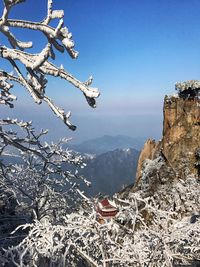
top-left (1, 0), bottom-right (200, 143)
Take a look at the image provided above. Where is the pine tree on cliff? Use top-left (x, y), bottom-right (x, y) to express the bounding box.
top-left (175, 80), bottom-right (200, 99)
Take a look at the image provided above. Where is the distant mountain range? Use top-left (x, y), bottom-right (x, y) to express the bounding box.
top-left (68, 135), bottom-right (145, 155)
top-left (2, 135), bottom-right (143, 196)
top-left (80, 148), bottom-right (140, 196)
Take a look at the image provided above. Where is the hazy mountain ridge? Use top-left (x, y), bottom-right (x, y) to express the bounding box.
top-left (68, 135), bottom-right (145, 155)
top-left (2, 136), bottom-right (141, 197)
top-left (81, 147), bottom-right (140, 196)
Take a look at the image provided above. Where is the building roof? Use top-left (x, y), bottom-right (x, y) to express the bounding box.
top-left (97, 199), bottom-right (118, 218)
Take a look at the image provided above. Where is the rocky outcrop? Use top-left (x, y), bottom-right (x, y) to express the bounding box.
top-left (135, 86), bottom-right (200, 187)
top-left (135, 139), bottom-right (160, 183)
top-left (162, 96), bottom-right (200, 178)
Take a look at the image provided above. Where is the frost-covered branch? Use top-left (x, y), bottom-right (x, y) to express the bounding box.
top-left (4, 176), bottom-right (200, 266)
top-left (0, 0), bottom-right (100, 129)
top-left (0, 118), bottom-right (90, 221)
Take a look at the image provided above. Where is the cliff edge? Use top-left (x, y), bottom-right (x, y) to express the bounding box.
top-left (118, 81), bottom-right (200, 267)
top-left (135, 80), bottom-right (200, 188)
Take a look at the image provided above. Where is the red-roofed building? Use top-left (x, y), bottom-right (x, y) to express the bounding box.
top-left (96, 199), bottom-right (118, 220)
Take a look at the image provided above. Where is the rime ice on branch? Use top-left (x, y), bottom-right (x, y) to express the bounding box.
top-left (0, 0), bottom-right (100, 130)
top-left (0, 118), bottom-right (90, 221)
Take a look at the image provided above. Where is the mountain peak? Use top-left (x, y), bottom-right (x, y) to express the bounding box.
top-left (134, 89), bottom-right (200, 189)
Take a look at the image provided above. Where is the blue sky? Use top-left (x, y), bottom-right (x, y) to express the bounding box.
top-left (1, 0), bottom-right (200, 143)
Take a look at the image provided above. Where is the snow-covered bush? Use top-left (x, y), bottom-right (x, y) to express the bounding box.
top-left (0, 118), bottom-right (89, 221)
top-left (3, 174), bottom-right (200, 267)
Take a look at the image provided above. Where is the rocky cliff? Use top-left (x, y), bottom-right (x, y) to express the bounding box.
top-left (135, 81), bottom-right (200, 187)
top-left (119, 82), bottom-right (200, 267)
top-left (162, 96), bottom-right (200, 178)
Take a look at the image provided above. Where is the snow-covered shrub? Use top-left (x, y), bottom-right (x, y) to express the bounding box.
top-left (195, 149), bottom-right (200, 176)
top-left (3, 174), bottom-right (200, 267)
top-left (140, 156), bottom-right (165, 191)
top-left (0, 119), bottom-right (89, 221)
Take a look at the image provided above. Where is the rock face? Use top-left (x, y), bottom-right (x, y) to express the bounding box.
top-left (135, 91), bottom-right (200, 185)
top-left (135, 139), bottom-right (160, 183)
top-left (162, 96), bottom-right (200, 178)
